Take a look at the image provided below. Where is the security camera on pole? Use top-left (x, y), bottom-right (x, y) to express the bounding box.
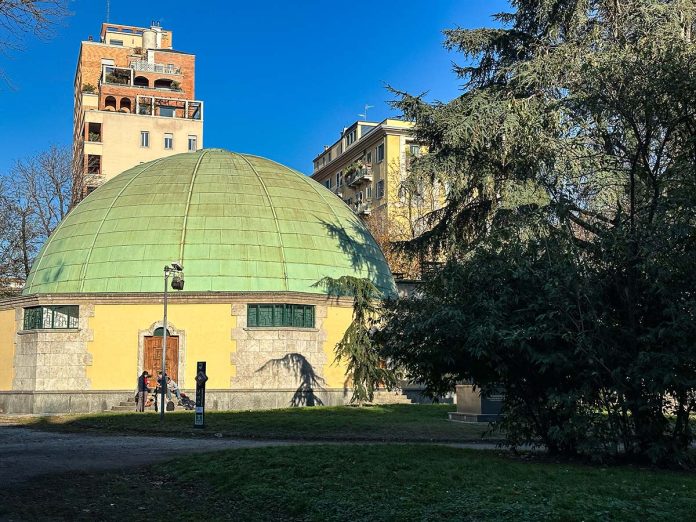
top-left (160, 262), bottom-right (184, 421)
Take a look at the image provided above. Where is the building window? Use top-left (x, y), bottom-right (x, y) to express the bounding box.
top-left (140, 131), bottom-right (149, 148)
top-left (367, 185), bottom-right (372, 199)
top-left (324, 179), bottom-right (332, 189)
top-left (247, 304), bottom-right (315, 328)
top-left (188, 135), bottom-right (197, 151)
top-left (159, 106), bottom-right (175, 117)
top-left (377, 179), bottom-right (385, 199)
top-left (87, 154), bottom-right (101, 175)
top-left (328, 151), bottom-right (332, 161)
top-left (346, 129), bottom-right (356, 146)
top-left (366, 151), bottom-right (372, 163)
top-left (164, 133), bottom-right (173, 149)
top-left (377, 143), bottom-right (385, 162)
top-left (109, 39), bottom-right (123, 46)
top-left (23, 306), bottom-right (79, 330)
top-left (409, 144), bottom-right (421, 157)
top-left (87, 122), bottom-right (102, 142)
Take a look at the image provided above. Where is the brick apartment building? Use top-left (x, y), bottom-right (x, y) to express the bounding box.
top-left (72, 22), bottom-right (204, 194)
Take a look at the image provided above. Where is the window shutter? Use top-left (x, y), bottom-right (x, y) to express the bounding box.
top-left (258, 305), bottom-right (273, 326)
top-left (247, 305), bottom-right (258, 327)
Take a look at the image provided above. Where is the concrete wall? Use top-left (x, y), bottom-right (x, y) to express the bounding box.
top-left (0, 389), bottom-right (354, 414)
top-left (83, 110), bottom-right (203, 182)
top-left (0, 390), bottom-right (132, 414)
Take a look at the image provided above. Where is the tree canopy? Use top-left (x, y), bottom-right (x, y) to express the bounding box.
top-left (381, 0), bottom-right (696, 466)
top-left (0, 145), bottom-right (71, 294)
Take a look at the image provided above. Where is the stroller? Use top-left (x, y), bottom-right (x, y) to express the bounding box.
top-left (179, 392), bottom-right (195, 410)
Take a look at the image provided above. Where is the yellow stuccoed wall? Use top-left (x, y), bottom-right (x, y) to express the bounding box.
top-left (0, 309), bottom-right (16, 390)
top-left (86, 302), bottom-right (353, 391)
top-left (87, 303), bottom-right (235, 390)
top-left (321, 305), bottom-right (353, 388)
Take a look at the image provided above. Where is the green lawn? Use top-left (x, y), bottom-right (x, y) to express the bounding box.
top-left (11, 404), bottom-right (493, 442)
top-left (2, 444), bottom-right (694, 521)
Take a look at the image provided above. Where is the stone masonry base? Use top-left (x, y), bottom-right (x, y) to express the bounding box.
top-left (0, 389), bottom-right (355, 414)
top-left (0, 387), bottom-right (443, 414)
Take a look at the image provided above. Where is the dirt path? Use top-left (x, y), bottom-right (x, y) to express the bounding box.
top-left (0, 426), bottom-right (299, 484)
top-left (0, 426), bottom-right (505, 484)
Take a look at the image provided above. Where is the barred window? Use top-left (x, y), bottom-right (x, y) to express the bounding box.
top-left (23, 306), bottom-right (79, 330)
top-left (247, 304), bottom-right (315, 329)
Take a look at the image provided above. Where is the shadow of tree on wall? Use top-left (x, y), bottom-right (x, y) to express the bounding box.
top-left (319, 218), bottom-right (396, 297)
top-left (255, 353), bottom-right (325, 407)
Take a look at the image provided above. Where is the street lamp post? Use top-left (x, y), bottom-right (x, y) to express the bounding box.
top-left (160, 262), bottom-right (184, 421)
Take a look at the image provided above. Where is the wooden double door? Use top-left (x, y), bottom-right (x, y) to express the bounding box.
top-left (144, 336), bottom-right (179, 380)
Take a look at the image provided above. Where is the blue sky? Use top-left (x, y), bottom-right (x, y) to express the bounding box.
top-left (0, 0), bottom-right (509, 175)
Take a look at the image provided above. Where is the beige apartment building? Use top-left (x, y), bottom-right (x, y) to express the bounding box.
top-left (72, 22), bottom-right (203, 193)
top-left (311, 119), bottom-right (439, 278)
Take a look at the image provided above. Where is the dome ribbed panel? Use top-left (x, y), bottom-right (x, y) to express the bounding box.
top-left (23, 149), bottom-right (395, 296)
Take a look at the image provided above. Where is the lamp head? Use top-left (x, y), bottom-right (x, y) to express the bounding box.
top-left (171, 275), bottom-right (184, 290)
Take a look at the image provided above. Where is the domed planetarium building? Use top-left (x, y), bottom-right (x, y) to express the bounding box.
top-left (0, 149), bottom-right (395, 413)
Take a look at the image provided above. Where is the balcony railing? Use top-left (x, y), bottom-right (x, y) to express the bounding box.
top-left (355, 202), bottom-right (372, 216)
top-left (346, 166), bottom-right (373, 187)
top-left (129, 60), bottom-right (181, 75)
top-left (101, 65), bottom-right (182, 90)
top-left (135, 95), bottom-right (203, 120)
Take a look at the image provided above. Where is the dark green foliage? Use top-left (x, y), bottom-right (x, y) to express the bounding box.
top-left (383, 1), bottom-right (696, 466)
top-left (316, 276), bottom-right (397, 403)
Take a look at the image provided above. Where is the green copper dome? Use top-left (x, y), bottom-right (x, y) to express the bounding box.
top-left (23, 149), bottom-right (395, 295)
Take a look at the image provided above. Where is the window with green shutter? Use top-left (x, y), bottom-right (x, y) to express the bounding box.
top-left (23, 306), bottom-right (79, 330)
top-left (247, 304), bottom-right (315, 328)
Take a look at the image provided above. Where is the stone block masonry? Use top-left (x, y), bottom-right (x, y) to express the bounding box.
top-left (230, 303), bottom-right (328, 391)
top-left (12, 305), bottom-right (94, 391)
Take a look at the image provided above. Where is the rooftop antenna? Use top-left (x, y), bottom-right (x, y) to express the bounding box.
top-left (105, 0), bottom-right (110, 23)
top-left (358, 104), bottom-right (374, 121)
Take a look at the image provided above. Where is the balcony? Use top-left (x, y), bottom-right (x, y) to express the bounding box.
top-left (346, 166), bottom-right (373, 187)
top-left (102, 66), bottom-right (131, 86)
top-left (129, 60), bottom-right (181, 75)
top-left (135, 95), bottom-right (203, 120)
top-left (101, 65), bottom-right (182, 91)
top-left (355, 202), bottom-right (372, 216)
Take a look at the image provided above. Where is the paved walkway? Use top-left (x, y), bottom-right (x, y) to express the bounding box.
top-left (0, 427), bottom-right (296, 484)
top-left (0, 426), bottom-right (502, 484)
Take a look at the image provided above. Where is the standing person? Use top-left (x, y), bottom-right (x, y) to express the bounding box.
top-left (136, 371), bottom-right (150, 412)
top-left (157, 371), bottom-right (171, 400)
top-left (167, 375), bottom-right (182, 402)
